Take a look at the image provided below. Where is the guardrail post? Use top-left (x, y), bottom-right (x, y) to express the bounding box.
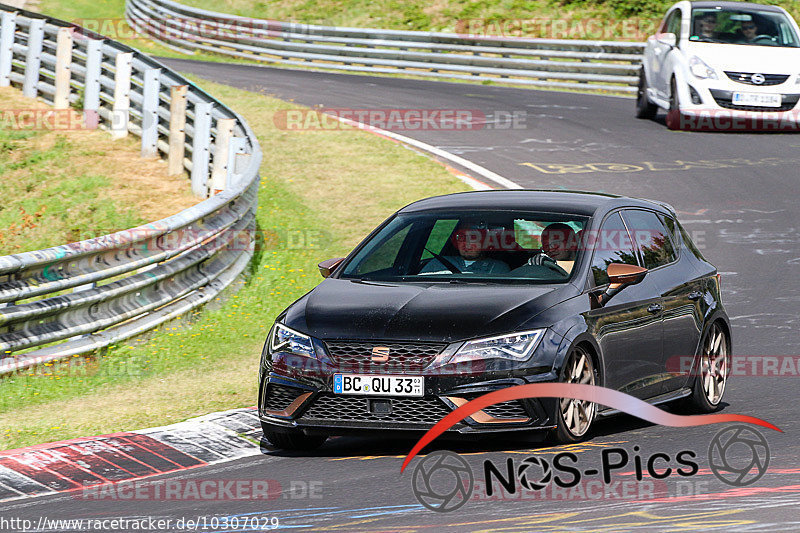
top-left (227, 136), bottom-right (247, 187)
top-left (53, 28), bottom-right (73, 109)
top-left (191, 101), bottom-right (213, 197)
top-left (111, 51), bottom-right (133, 138)
top-left (82, 39), bottom-right (102, 129)
top-left (141, 68), bottom-right (161, 158)
top-left (210, 117), bottom-right (235, 194)
top-left (168, 84), bottom-right (187, 176)
top-left (0, 12), bottom-right (18, 87)
top-left (22, 19), bottom-right (44, 97)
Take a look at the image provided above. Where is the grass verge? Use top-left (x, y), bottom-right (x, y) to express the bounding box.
top-left (0, 74), bottom-right (469, 450)
top-left (0, 86), bottom-right (197, 256)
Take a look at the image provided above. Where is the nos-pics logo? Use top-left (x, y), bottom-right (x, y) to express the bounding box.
top-left (411, 424), bottom-right (770, 512)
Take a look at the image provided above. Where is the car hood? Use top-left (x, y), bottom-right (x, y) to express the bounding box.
top-left (684, 42), bottom-right (800, 75)
top-left (282, 278), bottom-right (575, 343)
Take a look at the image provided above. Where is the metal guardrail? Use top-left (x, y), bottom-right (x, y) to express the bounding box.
top-left (0, 3), bottom-right (262, 374)
top-left (125, 0), bottom-right (644, 93)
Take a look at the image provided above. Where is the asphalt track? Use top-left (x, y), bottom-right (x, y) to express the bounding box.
top-left (3, 60), bottom-right (800, 531)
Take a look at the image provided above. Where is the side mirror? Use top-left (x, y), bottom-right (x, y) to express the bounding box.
top-left (607, 263), bottom-right (648, 289)
top-left (318, 257), bottom-right (344, 278)
top-left (591, 263), bottom-right (648, 308)
top-left (657, 32), bottom-right (677, 47)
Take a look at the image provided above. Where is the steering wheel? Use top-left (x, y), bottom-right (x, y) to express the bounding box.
top-left (753, 35), bottom-right (777, 44)
top-left (528, 253), bottom-right (569, 276)
top-left (541, 260), bottom-right (569, 276)
top-left (422, 248), bottom-right (462, 274)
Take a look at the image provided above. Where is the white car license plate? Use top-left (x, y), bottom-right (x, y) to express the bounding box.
top-left (731, 92), bottom-right (781, 107)
top-left (333, 374), bottom-right (424, 397)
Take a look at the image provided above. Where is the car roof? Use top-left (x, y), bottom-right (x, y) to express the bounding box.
top-left (689, 1), bottom-right (786, 13)
top-left (398, 190), bottom-right (674, 217)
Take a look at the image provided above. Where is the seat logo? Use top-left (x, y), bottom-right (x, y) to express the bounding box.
top-left (371, 346), bottom-right (390, 362)
top-left (750, 73), bottom-right (765, 85)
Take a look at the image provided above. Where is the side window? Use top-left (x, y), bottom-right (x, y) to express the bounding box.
top-left (514, 219), bottom-right (544, 249)
top-left (658, 10), bottom-right (672, 33)
top-left (590, 212), bottom-right (639, 286)
top-left (667, 9), bottom-right (682, 38)
top-left (678, 220), bottom-right (707, 261)
top-left (421, 219), bottom-right (458, 260)
top-left (658, 213), bottom-right (680, 249)
top-left (622, 210), bottom-right (677, 270)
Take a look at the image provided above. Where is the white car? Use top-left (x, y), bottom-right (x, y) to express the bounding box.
top-left (637, 1), bottom-right (800, 129)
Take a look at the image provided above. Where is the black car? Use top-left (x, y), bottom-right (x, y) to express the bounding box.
top-left (258, 190), bottom-right (730, 449)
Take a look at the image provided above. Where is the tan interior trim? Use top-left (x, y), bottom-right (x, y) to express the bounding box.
top-left (264, 391), bottom-right (312, 418)
top-left (446, 396), bottom-right (530, 424)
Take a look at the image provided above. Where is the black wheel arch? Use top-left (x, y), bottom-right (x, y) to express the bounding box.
top-left (553, 325), bottom-right (605, 388)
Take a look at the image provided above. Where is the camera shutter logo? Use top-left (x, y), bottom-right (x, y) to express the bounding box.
top-left (371, 346), bottom-right (390, 363)
top-left (517, 456), bottom-right (553, 491)
top-left (709, 425), bottom-right (770, 486)
top-left (411, 451), bottom-right (473, 512)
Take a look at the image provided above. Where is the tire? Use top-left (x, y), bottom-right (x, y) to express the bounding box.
top-left (550, 345), bottom-right (598, 444)
top-left (666, 77), bottom-right (682, 130)
top-left (635, 68), bottom-right (658, 119)
top-left (261, 422), bottom-right (327, 451)
top-left (681, 322), bottom-right (730, 413)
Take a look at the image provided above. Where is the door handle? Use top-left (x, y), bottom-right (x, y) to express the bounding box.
top-left (647, 303), bottom-right (663, 314)
top-left (688, 291), bottom-right (703, 301)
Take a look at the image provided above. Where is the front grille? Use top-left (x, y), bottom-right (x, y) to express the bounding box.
top-left (299, 394), bottom-right (453, 424)
top-left (709, 89), bottom-right (799, 112)
top-left (482, 400), bottom-right (530, 420)
top-left (724, 71), bottom-right (790, 86)
top-left (324, 341), bottom-right (446, 372)
top-left (458, 392), bottom-right (531, 420)
top-left (263, 384), bottom-right (306, 412)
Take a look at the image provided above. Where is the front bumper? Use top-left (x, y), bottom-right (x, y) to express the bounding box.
top-left (258, 373), bottom-right (559, 434)
top-left (258, 329), bottom-right (570, 435)
top-left (676, 75), bottom-right (800, 130)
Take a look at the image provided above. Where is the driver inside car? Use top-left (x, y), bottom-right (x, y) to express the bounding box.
top-left (420, 222), bottom-right (510, 274)
top-left (528, 222), bottom-right (579, 273)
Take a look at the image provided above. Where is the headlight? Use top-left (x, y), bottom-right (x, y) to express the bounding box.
top-left (689, 56), bottom-right (717, 79)
top-left (269, 323), bottom-right (316, 358)
top-left (448, 329), bottom-right (545, 364)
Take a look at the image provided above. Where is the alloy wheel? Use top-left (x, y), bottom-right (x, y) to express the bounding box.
top-left (559, 346), bottom-right (596, 437)
top-left (700, 324), bottom-right (728, 405)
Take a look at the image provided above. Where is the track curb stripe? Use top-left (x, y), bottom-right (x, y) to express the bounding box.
top-left (0, 407), bottom-right (263, 503)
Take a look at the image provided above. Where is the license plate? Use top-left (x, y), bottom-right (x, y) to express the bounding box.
top-left (731, 92), bottom-right (781, 107)
top-left (333, 374), bottom-right (424, 397)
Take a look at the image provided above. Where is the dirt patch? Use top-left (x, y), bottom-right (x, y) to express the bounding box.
top-left (0, 86), bottom-right (198, 227)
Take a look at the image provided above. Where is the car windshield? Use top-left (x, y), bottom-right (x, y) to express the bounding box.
top-left (690, 7), bottom-right (800, 47)
top-left (339, 211), bottom-right (589, 283)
